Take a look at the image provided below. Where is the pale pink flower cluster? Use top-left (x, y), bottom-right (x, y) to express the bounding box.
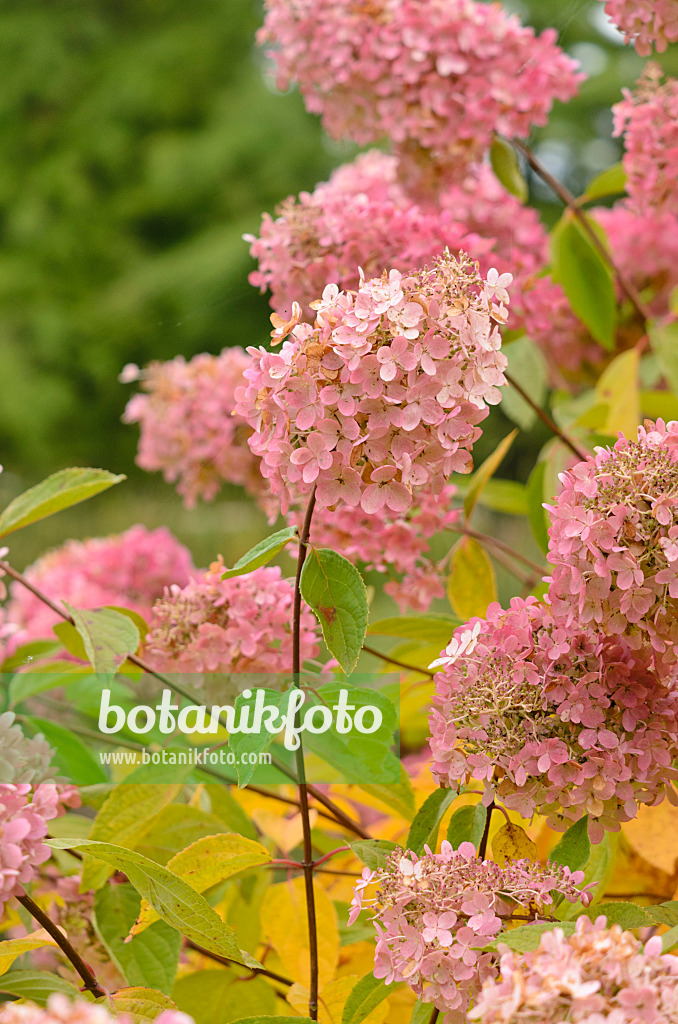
top-left (613, 65), bottom-right (678, 215)
top-left (350, 841), bottom-right (590, 1020)
top-left (294, 484), bottom-right (459, 613)
top-left (247, 152), bottom-right (546, 324)
top-left (259, 0), bottom-right (582, 188)
top-left (123, 349), bottom-right (266, 508)
top-left (547, 419), bottom-right (678, 663)
top-left (471, 915), bottom-right (678, 1023)
top-left (597, 0), bottom-right (678, 54)
top-left (429, 598), bottom-right (678, 842)
top-left (235, 253), bottom-right (510, 515)
top-left (0, 997), bottom-right (193, 1024)
top-left (145, 563), bottom-right (319, 674)
top-left (4, 525), bottom-right (195, 655)
top-left (0, 783), bottom-right (79, 917)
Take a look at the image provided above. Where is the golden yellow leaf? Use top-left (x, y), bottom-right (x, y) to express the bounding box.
top-left (608, 834), bottom-right (678, 903)
top-left (447, 536), bottom-right (497, 620)
top-left (261, 877), bottom-right (339, 989)
top-left (251, 808), bottom-right (317, 853)
top-left (106, 988), bottom-right (177, 1024)
top-left (288, 977), bottom-right (389, 1024)
top-left (0, 932), bottom-right (57, 976)
top-left (595, 348), bottom-right (640, 440)
top-left (623, 802), bottom-right (678, 875)
top-left (491, 821), bottom-right (538, 867)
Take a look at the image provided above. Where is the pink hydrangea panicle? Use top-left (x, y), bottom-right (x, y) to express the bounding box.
top-left (145, 562), bottom-right (319, 675)
top-left (470, 914), bottom-right (678, 1022)
top-left (247, 152), bottom-right (547, 330)
top-left (4, 525), bottom-right (195, 656)
top-left (613, 65), bottom-right (678, 216)
top-left (123, 348), bottom-right (267, 508)
top-left (350, 841), bottom-right (590, 1017)
top-left (259, 0), bottom-right (582, 185)
top-left (597, 0), bottom-right (678, 54)
top-left (0, 996), bottom-right (195, 1024)
top-left (236, 253), bottom-right (510, 515)
top-left (429, 597), bottom-right (678, 841)
top-left (546, 419), bottom-right (678, 662)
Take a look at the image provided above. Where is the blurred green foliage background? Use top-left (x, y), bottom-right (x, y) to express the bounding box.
top-left (0, 0), bottom-right (676, 570)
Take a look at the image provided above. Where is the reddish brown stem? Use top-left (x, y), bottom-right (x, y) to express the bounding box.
top-left (362, 642), bottom-right (435, 679)
top-left (504, 372), bottom-right (588, 462)
top-left (17, 891), bottom-right (105, 998)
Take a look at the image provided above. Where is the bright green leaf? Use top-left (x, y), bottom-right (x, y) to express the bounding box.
top-left (46, 838), bottom-right (261, 968)
top-left (0, 971), bottom-right (82, 1005)
top-left (221, 527), bottom-right (298, 579)
top-left (502, 338), bottom-right (547, 431)
top-left (551, 217), bottom-right (616, 350)
top-left (407, 789), bottom-right (456, 856)
top-left (549, 817), bottom-right (591, 873)
top-left (173, 970), bottom-right (276, 1024)
top-left (228, 689), bottom-right (289, 787)
top-left (342, 972), bottom-right (402, 1024)
top-left (463, 429), bottom-right (518, 519)
top-left (490, 137), bottom-right (528, 202)
top-left (581, 162), bottom-right (626, 202)
top-left (526, 461), bottom-right (550, 555)
top-left (94, 884), bottom-right (181, 994)
top-left (0, 468), bottom-right (125, 539)
top-left (63, 603), bottom-right (140, 674)
top-left (349, 839), bottom-right (401, 871)
top-left (447, 537), bottom-right (497, 620)
top-left (300, 548), bottom-right (367, 674)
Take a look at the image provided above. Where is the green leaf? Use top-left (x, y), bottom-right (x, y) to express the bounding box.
top-left (408, 1001), bottom-right (433, 1024)
top-left (8, 663), bottom-right (91, 707)
top-left (227, 1018), bottom-right (315, 1024)
top-left (1, 640), bottom-right (61, 672)
top-left (356, 769), bottom-right (415, 820)
top-left (342, 973), bottom-right (401, 1024)
top-left (497, 921), bottom-right (576, 953)
top-left (336, 901), bottom-right (375, 946)
top-left (64, 603), bottom-right (140, 674)
top-left (549, 817), bottom-right (591, 873)
top-left (103, 987), bottom-right (178, 1023)
top-left (173, 970), bottom-right (276, 1024)
top-left (349, 839), bottom-right (401, 871)
top-left (94, 884), bottom-right (181, 994)
top-left (490, 137), bottom-right (528, 202)
top-left (367, 615), bottom-right (460, 645)
top-left (406, 789), bottom-right (456, 856)
top-left (551, 217), bottom-right (616, 350)
top-left (640, 389), bottom-right (678, 422)
top-left (446, 803), bottom-right (487, 850)
top-left (455, 478), bottom-right (528, 517)
top-left (221, 527), bottom-right (298, 579)
top-left (646, 901), bottom-right (678, 928)
top-left (0, 971), bottom-right (83, 1005)
top-left (581, 162), bottom-right (626, 202)
top-left (526, 461), bottom-right (550, 555)
top-left (579, 901), bottom-right (653, 929)
top-left (502, 338), bottom-right (547, 431)
top-left (23, 716), bottom-right (107, 786)
top-left (300, 548), bottom-right (367, 673)
top-left (46, 837), bottom-right (261, 968)
top-left (662, 924), bottom-right (678, 952)
top-left (649, 319), bottom-right (678, 397)
top-left (0, 467), bottom-right (125, 539)
top-left (447, 537), bottom-right (497, 620)
top-left (228, 688), bottom-right (289, 787)
top-left (463, 429), bottom-right (518, 519)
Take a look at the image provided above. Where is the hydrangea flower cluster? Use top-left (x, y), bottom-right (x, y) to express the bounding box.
top-left (4, 525), bottom-right (195, 655)
top-left (235, 253), bottom-right (511, 515)
top-left (350, 841), bottom-right (590, 1020)
top-left (123, 349), bottom-right (266, 508)
top-left (597, 0), bottom-right (678, 54)
top-left (145, 563), bottom-right (319, 674)
top-left (470, 915), bottom-right (678, 1023)
top-left (546, 419), bottom-right (678, 662)
top-left (429, 598), bottom-right (678, 842)
top-left (613, 65), bottom-right (678, 216)
top-left (259, 0), bottom-right (582, 189)
top-left (0, 997), bottom-right (194, 1024)
top-left (247, 152), bottom-right (546, 324)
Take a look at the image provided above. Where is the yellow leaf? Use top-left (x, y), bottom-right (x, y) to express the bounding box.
top-left (262, 877), bottom-right (339, 988)
top-left (463, 429), bottom-right (519, 519)
top-left (105, 987), bottom-right (177, 1024)
top-left (131, 832), bottom-right (271, 934)
top-left (491, 821), bottom-right (538, 867)
top-left (0, 932), bottom-right (57, 976)
top-left (251, 808), bottom-right (317, 853)
top-left (595, 348), bottom-right (640, 440)
top-left (623, 802), bottom-right (678, 875)
top-left (447, 536), bottom-right (497, 620)
top-left (288, 977), bottom-right (389, 1024)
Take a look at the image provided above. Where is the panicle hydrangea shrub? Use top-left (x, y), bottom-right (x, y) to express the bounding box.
top-left (123, 349), bottom-right (267, 508)
top-left (4, 525), bottom-right (195, 655)
top-left (470, 914), bottom-right (678, 1023)
top-left (246, 152), bottom-right (546, 324)
top-left (546, 419), bottom-right (678, 663)
top-left (0, 997), bottom-right (194, 1024)
top-left (349, 841), bottom-right (591, 1021)
top-left (145, 562), bottom-right (319, 674)
top-left (428, 598), bottom-right (678, 842)
top-left (597, 0), bottom-right (678, 54)
top-left (235, 252), bottom-right (511, 515)
top-left (613, 64), bottom-right (678, 216)
top-left (259, 0), bottom-right (582, 190)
